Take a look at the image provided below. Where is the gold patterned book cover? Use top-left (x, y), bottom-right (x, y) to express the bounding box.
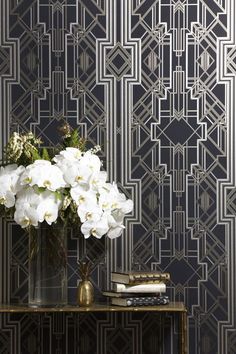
top-left (111, 272), bottom-right (170, 285)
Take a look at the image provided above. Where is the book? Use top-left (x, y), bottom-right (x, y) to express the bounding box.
top-left (103, 291), bottom-right (162, 298)
top-left (111, 296), bottom-right (170, 307)
top-left (113, 283), bottom-right (166, 293)
top-left (103, 291), bottom-right (141, 298)
top-left (111, 272), bottom-right (170, 285)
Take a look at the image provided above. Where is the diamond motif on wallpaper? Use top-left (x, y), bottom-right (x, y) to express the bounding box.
top-left (227, 47), bottom-right (236, 74)
top-left (145, 51), bottom-right (161, 72)
top-left (165, 118), bottom-right (197, 145)
top-left (106, 42), bottom-right (131, 80)
top-left (24, 50), bottom-right (39, 72)
top-left (226, 188), bottom-right (236, 215)
top-left (98, 313), bottom-right (141, 354)
top-left (198, 191), bottom-right (214, 212)
top-left (144, 190), bottom-right (160, 212)
top-left (108, 328), bottom-right (132, 354)
top-left (198, 50), bottom-right (214, 71)
top-left (79, 51), bottom-right (94, 72)
top-left (167, 257), bottom-right (201, 285)
top-left (0, 47), bottom-right (10, 75)
top-left (152, 116), bottom-right (205, 147)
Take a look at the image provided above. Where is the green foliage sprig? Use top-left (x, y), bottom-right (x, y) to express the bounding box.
top-left (4, 132), bottom-right (42, 166)
top-left (2, 124), bottom-right (85, 167)
top-left (59, 123), bottom-right (86, 151)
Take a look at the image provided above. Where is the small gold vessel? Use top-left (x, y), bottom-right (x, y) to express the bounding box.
top-left (77, 261), bottom-right (94, 306)
top-left (77, 280), bottom-right (94, 306)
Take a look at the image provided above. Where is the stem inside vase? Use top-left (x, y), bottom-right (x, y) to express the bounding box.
top-left (28, 222), bottom-right (67, 307)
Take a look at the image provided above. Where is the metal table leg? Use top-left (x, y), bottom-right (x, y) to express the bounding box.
top-left (179, 310), bottom-right (187, 354)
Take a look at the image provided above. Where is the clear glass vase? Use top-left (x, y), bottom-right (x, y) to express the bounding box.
top-left (28, 222), bottom-right (67, 307)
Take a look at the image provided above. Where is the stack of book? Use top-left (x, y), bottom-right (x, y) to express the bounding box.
top-left (103, 271), bottom-right (170, 307)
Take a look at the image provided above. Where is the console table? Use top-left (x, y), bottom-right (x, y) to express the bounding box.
top-left (0, 302), bottom-right (187, 354)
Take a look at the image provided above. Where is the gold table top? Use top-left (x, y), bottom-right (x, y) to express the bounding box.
top-left (0, 302), bottom-right (186, 313)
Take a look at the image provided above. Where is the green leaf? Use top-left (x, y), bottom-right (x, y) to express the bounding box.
top-left (54, 191), bottom-right (62, 201)
top-left (63, 128), bottom-right (80, 148)
top-left (37, 187), bottom-right (46, 193)
top-left (41, 147), bottom-right (50, 161)
top-left (70, 129), bottom-right (79, 146)
top-left (31, 149), bottom-right (41, 162)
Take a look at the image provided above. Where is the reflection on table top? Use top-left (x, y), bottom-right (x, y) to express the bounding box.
top-left (0, 302), bottom-right (186, 313)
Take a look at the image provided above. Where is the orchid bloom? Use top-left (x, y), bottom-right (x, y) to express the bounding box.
top-left (14, 187), bottom-right (41, 228)
top-left (37, 190), bottom-right (62, 225)
top-left (20, 160), bottom-right (66, 191)
top-left (0, 164), bottom-right (25, 208)
top-left (70, 185), bottom-right (97, 207)
top-left (81, 216), bottom-right (109, 239)
top-left (77, 204), bottom-right (103, 223)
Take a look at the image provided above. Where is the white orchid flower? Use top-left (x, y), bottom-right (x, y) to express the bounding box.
top-left (106, 210), bottom-right (126, 239)
top-left (56, 161), bottom-right (78, 186)
top-left (14, 187), bottom-right (41, 226)
top-left (37, 199), bottom-right (60, 225)
top-left (54, 149), bottom-right (103, 188)
top-left (79, 151), bottom-right (101, 174)
top-left (53, 148), bottom-right (85, 187)
top-left (53, 147), bottom-right (82, 163)
top-left (77, 204), bottom-right (103, 223)
top-left (108, 184), bottom-right (133, 213)
top-left (14, 187), bottom-right (41, 227)
top-left (108, 209), bottom-right (125, 225)
top-left (98, 182), bottom-right (133, 214)
top-left (0, 177), bottom-right (14, 207)
top-left (89, 171), bottom-right (107, 191)
top-left (0, 164), bottom-right (25, 207)
top-left (117, 198), bottom-right (134, 214)
top-left (20, 160), bottom-right (66, 191)
top-left (62, 161), bottom-right (91, 187)
top-left (70, 185), bottom-right (97, 207)
top-left (81, 216), bottom-right (109, 239)
top-left (10, 170), bottom-right (26, 194)
top-left (0, 188), bottom-right (15, 208)
top-left (107, 226), bottom-right (125, 239)
top-left (98, 183), bottom-right (120, 211)
top-left (14, 187), bottom-right (61, 228)
top-left (98, 185), bottom-right (113, 211)
top-left (0, 164), bottom-right (24, 177)
top-left (14, 208), bottom-right (39, 228)
top-left (15, 186), bottom-right (41, 210)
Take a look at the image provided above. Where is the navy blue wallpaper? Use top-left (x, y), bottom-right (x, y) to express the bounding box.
top-left (0, 0), bottom-right (235, 353)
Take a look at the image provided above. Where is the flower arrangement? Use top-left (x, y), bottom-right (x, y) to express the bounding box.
top-left (0, 125), bottom-right (133, 239)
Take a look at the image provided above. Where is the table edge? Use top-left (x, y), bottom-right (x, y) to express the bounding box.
top-left (0, 302), bottom-right (187, 313)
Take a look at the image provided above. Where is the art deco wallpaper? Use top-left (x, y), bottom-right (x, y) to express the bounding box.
top-left (0, 0), bottom-right (236, 353)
